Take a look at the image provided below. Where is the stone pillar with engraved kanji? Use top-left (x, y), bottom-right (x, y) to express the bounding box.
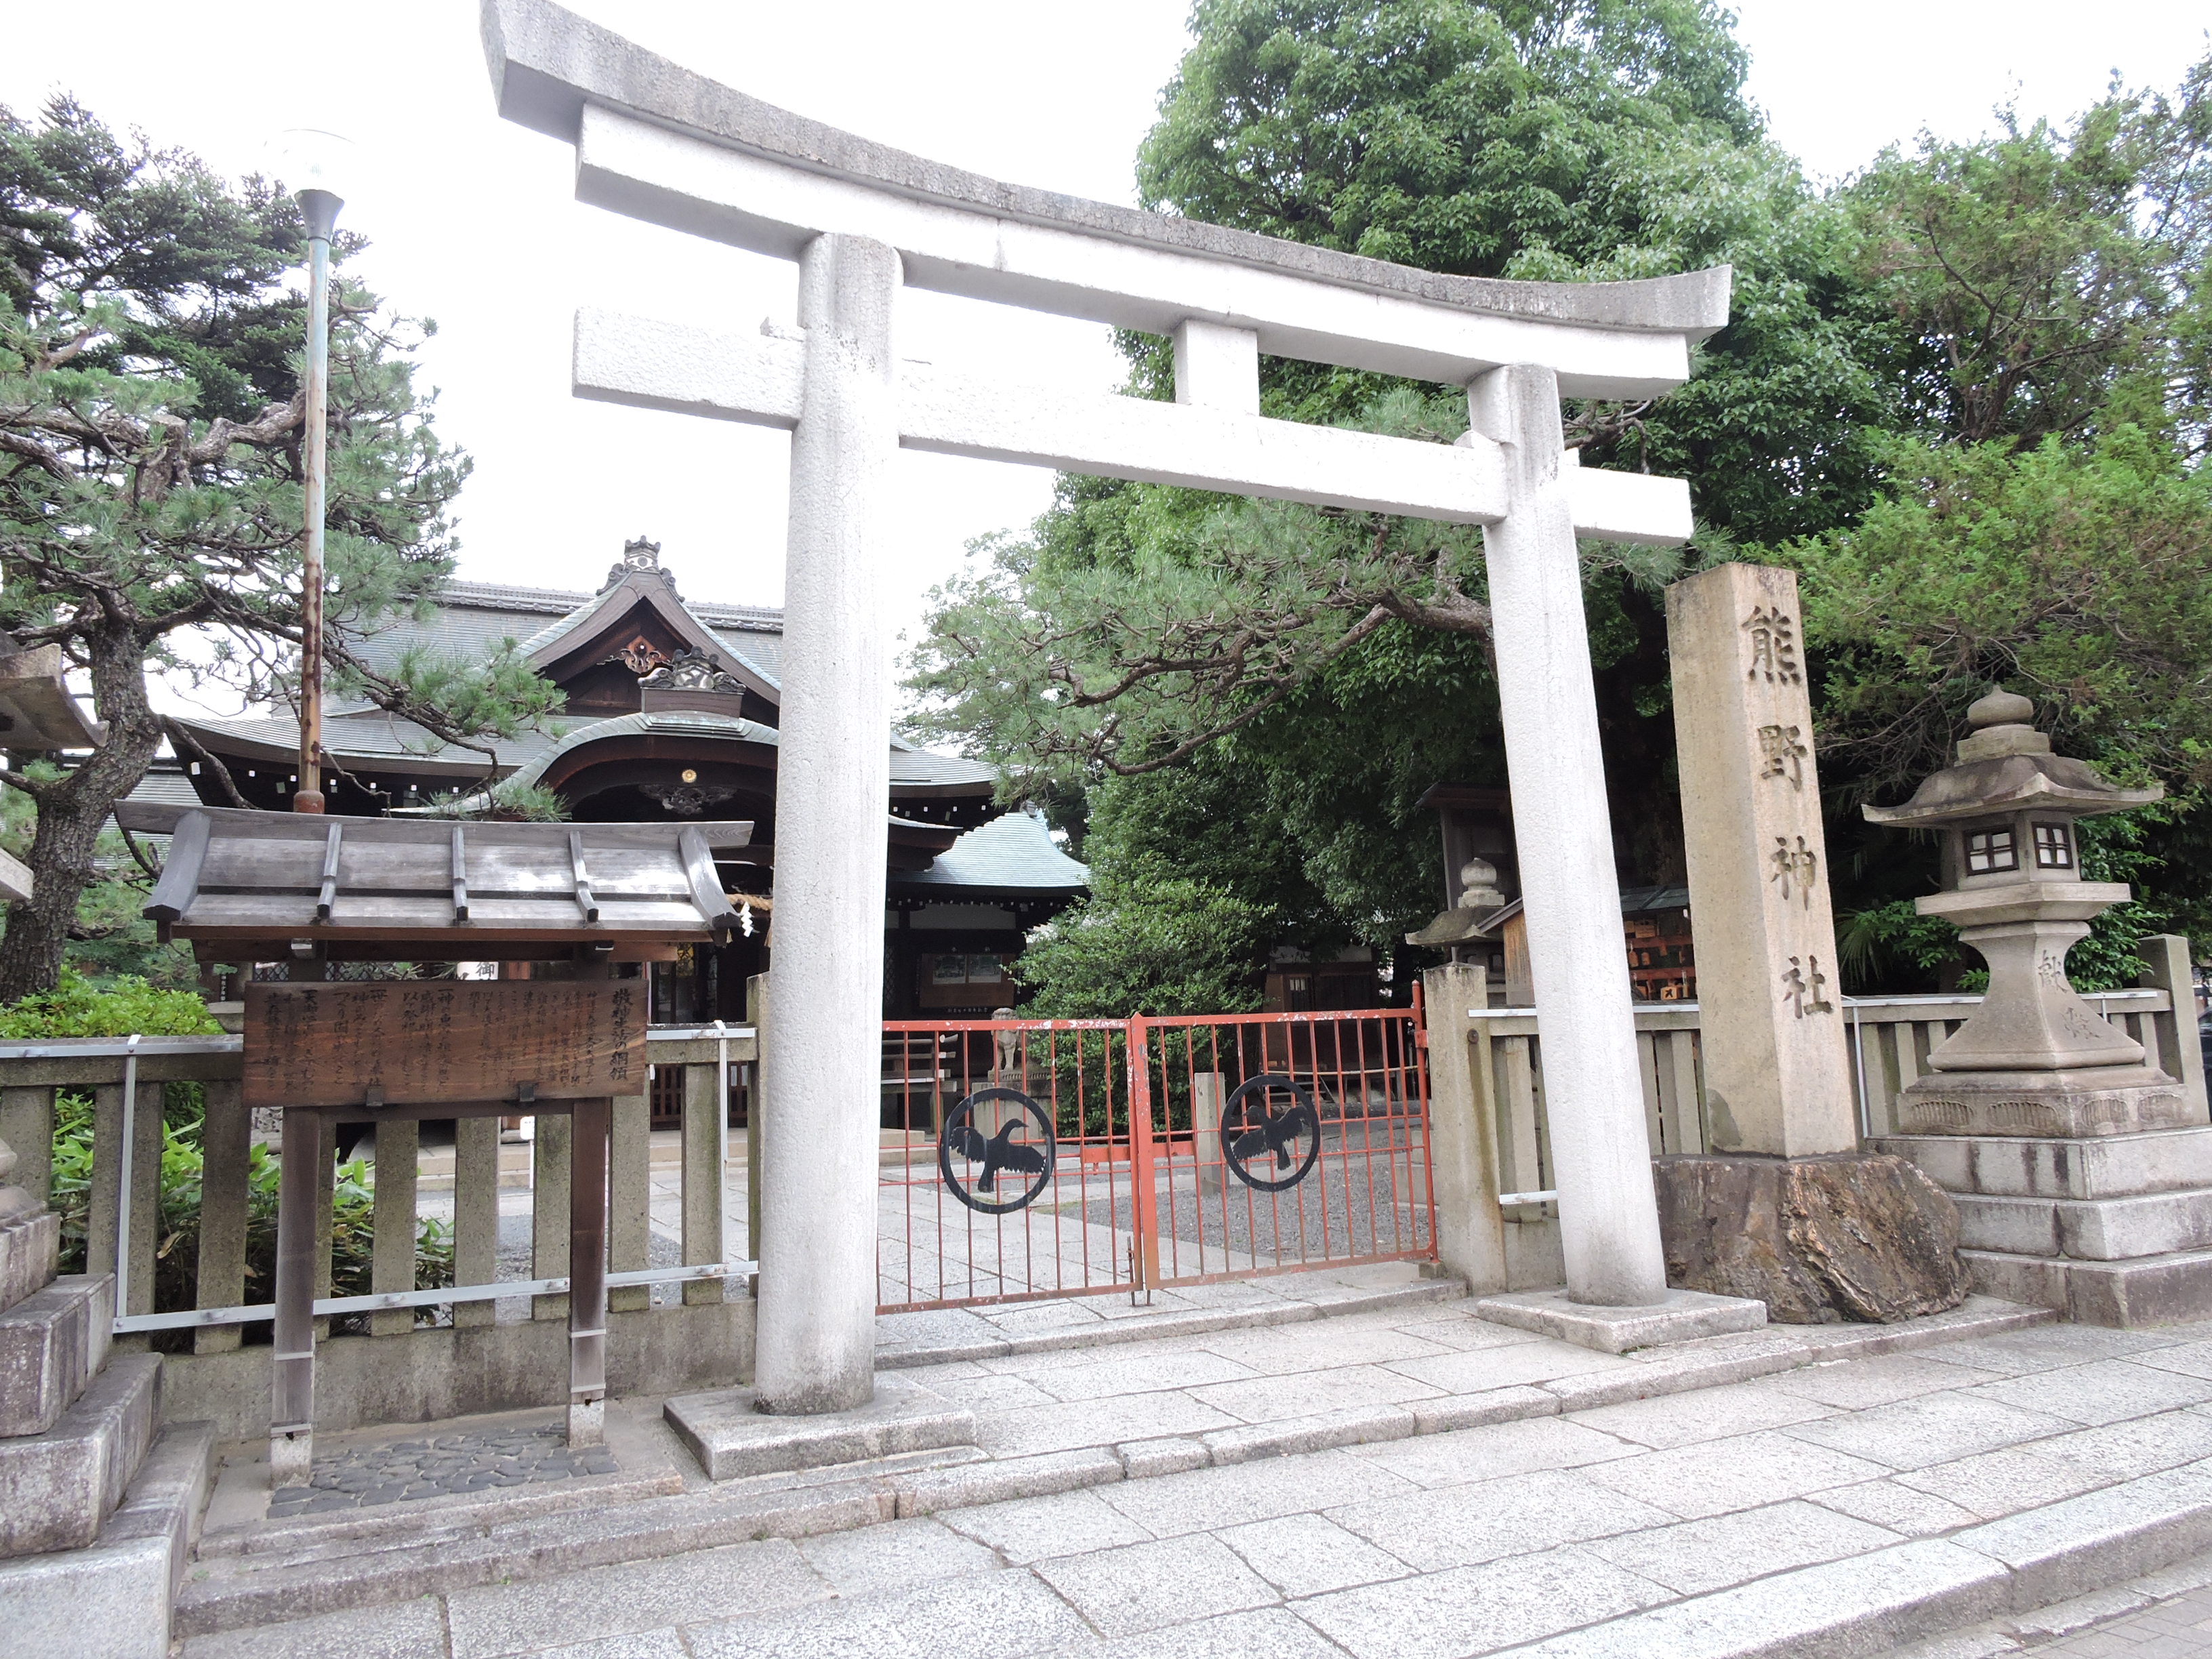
top-left (1667, 562), bottom-right (1856, 1157)
top-left (1657, 562), bottom-right (1969, 1323)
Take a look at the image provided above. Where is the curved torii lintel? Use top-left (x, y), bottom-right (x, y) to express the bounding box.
top-left (480, 0), bottom-right (1730, 401)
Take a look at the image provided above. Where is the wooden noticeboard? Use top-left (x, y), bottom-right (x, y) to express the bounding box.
top-left (243, 980), bottom-right (646, 1110)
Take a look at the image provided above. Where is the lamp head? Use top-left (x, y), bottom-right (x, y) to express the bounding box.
top-left (266, 128), bottom-right (355, 240)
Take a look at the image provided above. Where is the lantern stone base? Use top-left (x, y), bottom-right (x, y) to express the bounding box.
top-left (1652, 1152), bottom-right (1971, 1324)
top-left (1895, 1064), bottom-right (2190, 1139)
top-left (1881, 1121), bottom-right (2212, 1327)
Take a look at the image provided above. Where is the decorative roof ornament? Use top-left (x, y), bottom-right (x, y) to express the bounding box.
top-left (640, 651), bottom-right (745, 695)
top-left (600, 535), bottom-right (680, 596)
top-left (638, 778), bottom-right (737, 817)
top-left (615, 636), bottom-right (671, 676)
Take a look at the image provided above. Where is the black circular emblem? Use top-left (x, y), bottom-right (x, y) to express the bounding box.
top-left (1220, 1073), bottom-right (1322, 1192)
top-left (939, 1088), bottom-right (1056, 1215)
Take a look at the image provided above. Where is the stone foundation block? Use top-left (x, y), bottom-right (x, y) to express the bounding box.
top-left (1954, 1189), bottom-right (2212, 1263)
top-left (0, 1420), bottom-right (216, 1659)
top-left (1471, 1286), bottom-right (1767, 1353)
top-left (1654, 1151), bottom-right (1971, 1323)
top-left (1877, 1126), bottom-right (2212, 1202)
top-left (0, 1351), bottom-right (161, 1557)
top-left (0, 1275), bottom-right (113, 1437)
top-left (664, 1376), bottom-right (975, 1481)
top-left (1896, 1065), bottom-right (2191, 1139)
top-left (1964, 1245), bottom-right (2212, 1328)
top-left (0, 1208), bottom-right (60, 1315)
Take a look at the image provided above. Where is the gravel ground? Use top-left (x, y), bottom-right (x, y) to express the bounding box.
top-left (269, 1422), bottom-right (617, 1516)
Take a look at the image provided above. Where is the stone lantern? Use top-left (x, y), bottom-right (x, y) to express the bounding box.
top-left (1863, 689), bottom-right (2177, 1137)
top-left (1405, 857), bottom-right (1510, 957)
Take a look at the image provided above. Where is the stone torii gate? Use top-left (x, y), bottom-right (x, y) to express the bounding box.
top-left (482, 0), bottom-right (1733, 1413)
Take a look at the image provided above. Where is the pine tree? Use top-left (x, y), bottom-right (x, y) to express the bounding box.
top-left (0, 98), bottom-right (558, 1000)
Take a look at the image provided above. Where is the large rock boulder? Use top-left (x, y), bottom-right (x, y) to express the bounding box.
top-left (1653, 1152), bottom-right (1970, 1323)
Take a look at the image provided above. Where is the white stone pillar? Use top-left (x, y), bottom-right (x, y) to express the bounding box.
top-left (1469, 364), bottom-right (1667, 1307)
top-left (754, 232), bottom-right (901, 1413)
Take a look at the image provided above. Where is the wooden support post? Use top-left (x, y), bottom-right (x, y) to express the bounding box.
top-left (568, 1099), bottom-right (610, 1446)
top-left (194, 1080), bottom-right (251, 1355)
top-left (682, 1059), bottom-right (726, 1305)
top-left (368, 1118), bottom-right (421, 1336)
top-left (607, 1090), bottom-right (651, 1313)
top-left (452, 1115), bottom-right (499, 1329)
top-left (745, 973), bottom-right (767, 1280)
top-left (0, 1086), bottom-right (54, 1206)
top-left (271, 1106), bottom-right (321, 1486)
top-left (533, 1109), bottom-right (571, 1320)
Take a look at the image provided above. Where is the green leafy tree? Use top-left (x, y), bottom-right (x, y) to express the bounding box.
top-left (0, 98), bottom-right (560, 1002)
top-left (1016, 863), bottom-right (1271, 1018)
top-left (912, 0), bottom-right (1849, 1001)
top-left (1844, 70), bottom-right (2212, 453)
top-left (1799, 68), bottom-right (2212, 974)
top-left (918, 7), bottom-right (2212, 996)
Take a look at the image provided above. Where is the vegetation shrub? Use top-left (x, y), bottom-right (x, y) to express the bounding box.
top-left (9, 974), bottom-right (452, 1343)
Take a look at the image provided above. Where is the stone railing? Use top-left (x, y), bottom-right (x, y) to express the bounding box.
top-left (1424, 937), bottom-right (2207, 1291)
top-left (0, 1023), bottom-right (758, 1442)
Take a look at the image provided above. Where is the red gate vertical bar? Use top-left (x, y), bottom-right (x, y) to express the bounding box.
top-left (1127, 1015), bottom-right (1159, 1292)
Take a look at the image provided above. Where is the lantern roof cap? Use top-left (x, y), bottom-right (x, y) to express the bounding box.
top-left (1863, 695), bottom-right (2160, 829)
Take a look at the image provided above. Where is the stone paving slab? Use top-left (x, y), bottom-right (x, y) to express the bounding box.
top-left (175, 1300), bottom-right (2212, 1658)
top-left (175, 1288), bottom-right (2055, 1643)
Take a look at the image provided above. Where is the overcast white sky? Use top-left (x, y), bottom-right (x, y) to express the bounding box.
top-left (3, 3), bottom-right (2207, 714)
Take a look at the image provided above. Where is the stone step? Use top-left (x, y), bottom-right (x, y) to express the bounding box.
top-left (175, 1456), bottom-right (905, 1638)
top-left (665, 1376), bottom-right (976, 1480)
top-left (0, 1274), bottom-right (114, 1437)
top-left (0, 1207), bottom-right (60, 1315)
top-left (875, 1267), bottom-right (1467, 1370)
top-left (0, 1420), bottom-right (218, 1659)
top-left (1877, 1124), bottom-right (2212, 1202)
top-left (1963, 1244), bottom-right (2212, 1327)
top-left (0, 1351), bottom-right (162, 1558)
top-left (1954, 1188), bottom-right (2212, 1261)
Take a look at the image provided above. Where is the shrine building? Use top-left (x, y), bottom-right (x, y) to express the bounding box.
top-left (149, 539), bottom-right (1088, 1025)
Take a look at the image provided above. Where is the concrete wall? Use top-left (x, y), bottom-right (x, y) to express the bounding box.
top-left (159, 1297), bottom-right (754, 1443)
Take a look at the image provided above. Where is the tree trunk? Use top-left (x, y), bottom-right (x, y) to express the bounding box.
top-left (0, 620), bottom-right (164, 1005)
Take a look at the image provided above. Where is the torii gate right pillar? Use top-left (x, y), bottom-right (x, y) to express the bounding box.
top-left (1471, 365), bottom-right (1668, 1307)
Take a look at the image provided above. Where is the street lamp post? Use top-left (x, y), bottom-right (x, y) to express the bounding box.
top-left (270, 130), bottom-right (352, 815)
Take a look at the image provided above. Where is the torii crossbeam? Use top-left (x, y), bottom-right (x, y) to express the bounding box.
top-left (483, 0), bottom-right (1732, 1413)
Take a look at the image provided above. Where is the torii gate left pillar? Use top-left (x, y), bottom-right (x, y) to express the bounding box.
top-left (752, 234), bottom-right (900, 1412)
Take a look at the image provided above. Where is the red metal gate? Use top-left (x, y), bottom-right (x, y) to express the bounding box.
top-left (877, 994), bottom-right (1435, 1313)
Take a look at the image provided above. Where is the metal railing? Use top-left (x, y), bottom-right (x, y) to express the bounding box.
top-left (876, 1008), bottom-right (1436, 1312)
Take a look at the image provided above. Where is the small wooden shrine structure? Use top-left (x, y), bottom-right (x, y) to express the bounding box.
top-left (119, 802), bottom-right (753, 1477)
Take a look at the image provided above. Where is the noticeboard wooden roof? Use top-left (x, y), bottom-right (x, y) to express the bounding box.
top-left (115, 803), bottom-right (751, 962)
